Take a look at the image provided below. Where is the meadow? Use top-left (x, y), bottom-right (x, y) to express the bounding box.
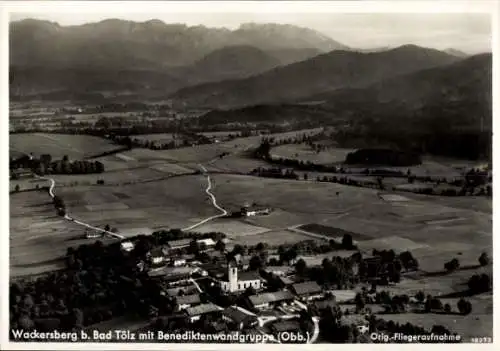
top-left (10, 133), bottom-right (120, 159)
top-left (269, 142), bottom-right (479, 179)
top-left (9, 129), bottom-right (492, 337)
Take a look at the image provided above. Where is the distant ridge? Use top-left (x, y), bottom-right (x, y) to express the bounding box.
top-left (169, 44), bottom-right (460, 108)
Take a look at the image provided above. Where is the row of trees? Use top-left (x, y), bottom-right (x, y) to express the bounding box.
top-left (39, 159), bottom-right (105, 175)
top-left (11, 152), bottom-right (105, 175)
top-left (250, 167), bottom-right (300, 180)
top-left (110, 133), bottom-right (212, 151)
top-left (252, 140), bottom-right (491, 197)
top-left (355, 250), bottom-right (419, 285)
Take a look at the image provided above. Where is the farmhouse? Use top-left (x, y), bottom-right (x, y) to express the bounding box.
top-left (120, 241), bottom-right (135, 252)
top-left (330, 290), bottom-right (357, 303)
top-left (216, 262), bottom-right (264, 293)
top-left (86, 229), bottom-right (103, 239)
top-left (278, 276), bottom-right (294, 288)
top-left (175, 293), bottom-right (202, 311)
top-left (170, 257), bottom-right (187, 267)
top-left (167, 238), bottom-right (215, 251)
top-left (166, 285), bottom-right (198, 297)
top-left (263, 266), bottom-right (294, 277)
top-left (290, 281), bottom-right (323, 301)
top-left (184, 303), bottom-right (223, 323)
top-left (148, 266), bottom-right (194, 283)
top-left (241, 205), bottom-right (271, 217)
top-left (148, 246), bottom-right (169, 265)
top-left (247, 291), bottom-right (295, 310)
top-left (197, 238), bottom-right (216, 248)
top-left (222, 306), bottom-right (258, 330)
top-left (168, 239), bottom-right (192, 250)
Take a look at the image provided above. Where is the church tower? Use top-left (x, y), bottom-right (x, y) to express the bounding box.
top-left (228, 261), bottom-right (238, 293)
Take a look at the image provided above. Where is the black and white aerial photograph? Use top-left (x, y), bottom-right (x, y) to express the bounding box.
top-left (4, 0), bottom-right (497, 347)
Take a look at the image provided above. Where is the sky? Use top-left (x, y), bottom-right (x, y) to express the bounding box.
top-left (9, 8), bottom-right (492, 54)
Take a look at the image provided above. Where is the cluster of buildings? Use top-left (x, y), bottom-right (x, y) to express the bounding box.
top-left (117, 225), bottom-right (369, 339)
top-left (142, 243), bottom-right (337, 334)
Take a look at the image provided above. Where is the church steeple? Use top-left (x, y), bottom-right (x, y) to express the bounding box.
top-left (228, 260), bottom-right (238, 293)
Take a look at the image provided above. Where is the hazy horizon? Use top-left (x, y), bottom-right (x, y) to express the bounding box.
top-left (9, 13), bottom-right (491, 54)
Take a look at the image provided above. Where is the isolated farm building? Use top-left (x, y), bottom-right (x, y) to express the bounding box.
top-left (240, 205), bottom-right (271, 217)
top-left (175, 293), bottom-right (202, 311)
top-left (217, 262), bottom-right (264, 293)
top-left (184, 303), bottom-right (223, 323)
top-left (270, 320), bottom-right (301, 334)
top-left (247, 291), bottom-right (295, 310)
top-left (290, 281), bottom-right (323, 301)
top-left (222, 306), bottom-right (258, 330)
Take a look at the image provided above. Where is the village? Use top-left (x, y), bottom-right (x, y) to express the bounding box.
top-left (64, 216), bottom-right (466, 344)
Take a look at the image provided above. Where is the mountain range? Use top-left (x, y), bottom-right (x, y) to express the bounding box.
top-left (170, 45), bottom-right (461, 108)
top-left (9, 18), bottom-right (487, 114)
top-left (197, 53), bottom-right (491, 126)
top-left (10, 19), bottom-right (345, 69)
top-left (9, 19), bottom-right (349, 98)
top-left (309, 53), bottom-right (491, 114)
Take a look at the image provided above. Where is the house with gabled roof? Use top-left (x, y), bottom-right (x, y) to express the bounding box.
top-left (175, 293), bottom-right (202, 311)
top-left (290, 281), bottom-right (323, 301)
top-left (184, 303), bottom-right (223, 323)
top-left (247, 291), bottom-right (294, 310)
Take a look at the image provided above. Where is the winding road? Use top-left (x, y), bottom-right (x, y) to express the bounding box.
top-left (182, 164), bottom-right (229, 231)
top-left (37, 175), bottom-right (126, 240)
top-left (35, 162), bottom-right (228, 240)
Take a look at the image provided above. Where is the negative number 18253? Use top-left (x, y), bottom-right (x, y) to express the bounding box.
top-left (470, 337), bottom-right (492, 343)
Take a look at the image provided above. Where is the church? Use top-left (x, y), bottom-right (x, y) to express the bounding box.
top-left (216, 261), bottom-right (264, 293)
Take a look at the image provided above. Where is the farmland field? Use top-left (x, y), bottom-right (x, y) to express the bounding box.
top-left (271, 143), bottom-right (354, 165)
top-left (191, 219), bottom-right (270, 237)
top-left (9, 126), bottom-right (492, 339)
top-left (230, 229), bottom-right (314, 246)
top-left (130, 133), bottom-right (175, 143)
top-left (9, 191), bottom-right (117, 277)
top-left (298, 223), bottom-right (371, 241)
top-left (10, 133), bottom-right (120, 159)
top-left (269, 143), bottom-right (480, 179)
